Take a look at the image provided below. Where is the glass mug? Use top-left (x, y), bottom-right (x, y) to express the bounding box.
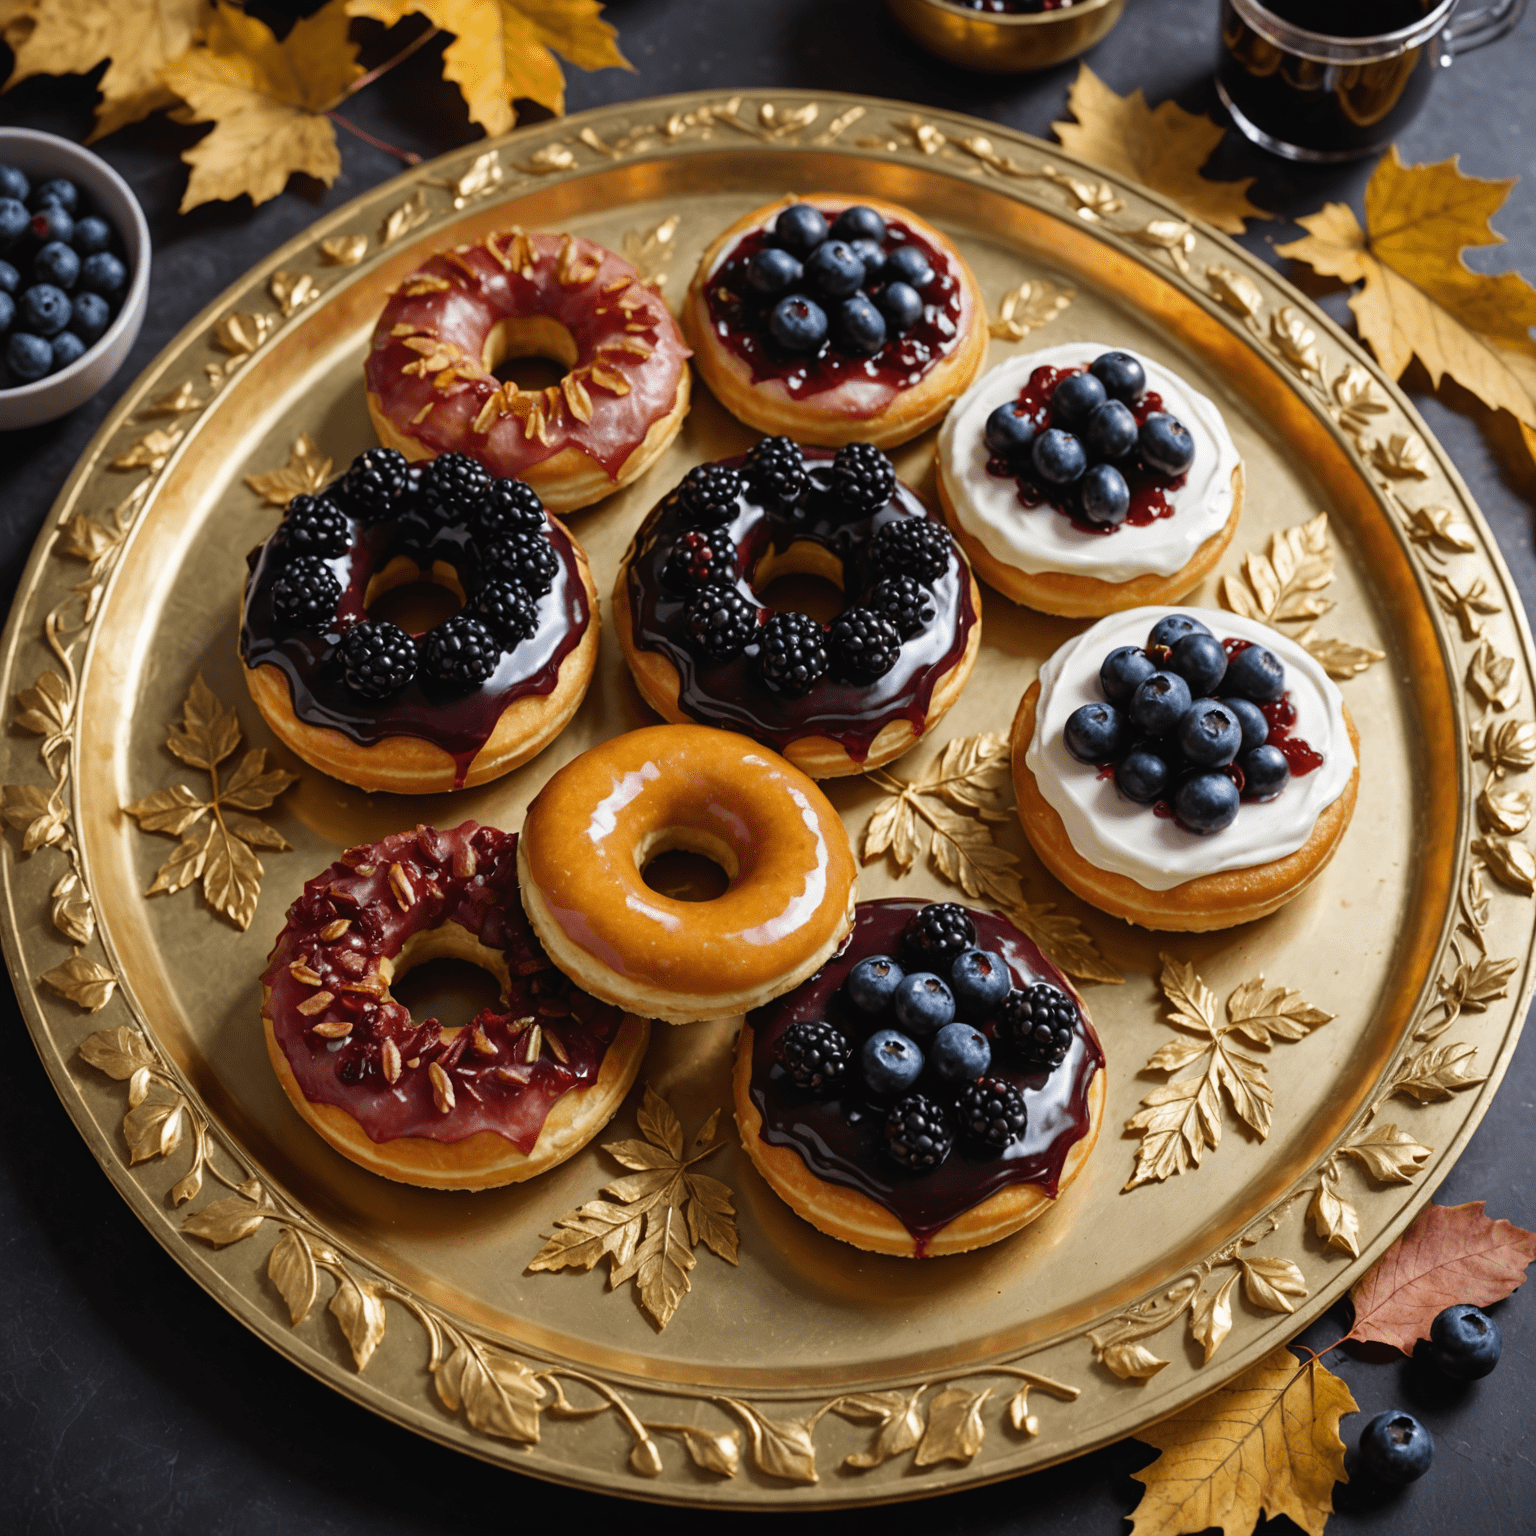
top-left (1216, 0), bottom-right (1529, 162)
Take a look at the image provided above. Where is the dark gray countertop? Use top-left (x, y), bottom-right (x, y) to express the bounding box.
top-left (2, 2), bottom-right (1533, 1531)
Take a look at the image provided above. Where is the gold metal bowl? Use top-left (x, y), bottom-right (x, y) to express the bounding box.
top-left (886, 0), bottom-right (1126, 71)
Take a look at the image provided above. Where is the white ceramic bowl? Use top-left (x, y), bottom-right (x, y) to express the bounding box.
top-left (0, 128), bottom-right (150, 429)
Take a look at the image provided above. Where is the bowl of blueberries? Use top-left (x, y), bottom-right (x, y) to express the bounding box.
top-left (0, 127), bottom-right (147, 428)
top-left (885, 0), bottom-right (1126, 73)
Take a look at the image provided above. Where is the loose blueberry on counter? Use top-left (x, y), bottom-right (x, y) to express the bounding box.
top-left (804, 239), bottom-right (865, 299)
top-left (80, 251), bottom-right (126, 296)
top-left (1224, 642), bottom-right (1286, 702)
top-left (847, 954), bottom-right (905, 1016)
top-left (876, 280), bottom-right (922, 335)
top-left (863, 1029), bottom-right (924, 1095)
top-left (1173, 770), bottom-right (1241, 833)
top-left (31, 177), bottom-right (78, 214)
top-left (0, 197), bottom-right (27, 247)
top-left (1129, 670), bottom-right (1193, 735)
top-left (1100, 645), bottom-right (1157, 706)
top-left (1079, 462), bottom-right (1131, 526)
top-left (778, 1020), bottom-right (851, 1092)
top-left (1000, 984), bottom-right (1076, 1071)
top-left (49, 331), bottom-right (85, 371)
top-left (1358, 1411), bottom-right (1433, 1485)
top-left (1089, 349), bottom-right (1146, 403)
top-left (957, 1076), bottom-right (1027, 1149)
top-left (1116, 744), bottom-right (1170, 804)
top-left (71, 215), bottom-right (111, 256)
top-left (1032, 427), bottom-right (1087, 485)
top-left (1050, 369), bottom-right (1107, 427)
top-left (1226, 697), bottom-right (1269, 752)
top-left (1138, 412), bottom-right (1196, 477)
top-left (830, 205), bottom-right (887, 245)
top-left (19, 283), bottom-right (69, 337)
top-left (1064, 701), bottom-right (1130, 764)
top-left (950, 948), bottom-right (1011, 1017)
top-left (34, 239), bottom-right (79, 291)
top-left (1423, 1304), bottom-right (1501, 1380)
top-left (1241, 743), bottom-right (1290, 800)
top-left (984, 399), bottom-right (1038, 460)
top-left (930, 1022), bottom-right (991, 1085)
top-left (1168, 631), bottom-right (1227, 695)
top-left (773, 203), bottom-right (829, 259)
top-left (746, 246), bottom-right (802, 297)
top-left (769, 293), bottom-right (827, 353)
top-left (6, 331), bottom-right (49, 381)
top-left (1147, 613), bottom-right (1210, 650)
top-left (0, 165), bottom-right (26, 203)
top-left (892, 972), bottom-right (956, 1038)
top-left (884, 1093), bottom-right (953, 1170)
top-left (1178, 699), bottom-right (1242, 767)
top-left (882, 243), bottom-right (933, 290)
top-left (832, 293), bottom-right (887, 356)
top-left (901, 901), bottom-right (977, 973)
top-left (1082, 397), bottom-right (1138, 460)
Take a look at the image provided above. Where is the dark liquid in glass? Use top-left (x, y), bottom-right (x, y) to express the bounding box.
top-left (1217, 0), bottom-right (1445, 158)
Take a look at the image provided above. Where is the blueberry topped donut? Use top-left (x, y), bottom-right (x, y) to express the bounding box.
top-left (240, 447), bottom-right (599, 795)
top-left (614, 440), bottom-right (982, 777)
top-left (685, 195), bottom-right (987, 448)
top-left (365, 228), bottom-right (691, 515)
top-left (938, 344), bottom-right (1244, 617)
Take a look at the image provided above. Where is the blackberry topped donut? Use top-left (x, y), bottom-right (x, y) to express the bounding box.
top-left (685, 195), bottom-right (986, 448)
top-left (365, 228), bottom-right (691, 515)
top-left (261, 822), bottom-right (649, 1189)
top-left (614, 440), bottom-right (982, 777)
top-left (240, 447), bottom-right (598, 794)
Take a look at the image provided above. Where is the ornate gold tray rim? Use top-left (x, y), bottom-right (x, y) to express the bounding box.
top-left (2, 89), bottom-right (1532, 1507)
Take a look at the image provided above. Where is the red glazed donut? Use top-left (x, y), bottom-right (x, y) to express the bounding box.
top-left (365, 230), bottom-right (692, 515)
top-left (261, 822), bottom-right (649, 1189)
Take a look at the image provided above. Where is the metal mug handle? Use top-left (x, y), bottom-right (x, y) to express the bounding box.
top-left (1443, 0), bottom-right (1528, 55)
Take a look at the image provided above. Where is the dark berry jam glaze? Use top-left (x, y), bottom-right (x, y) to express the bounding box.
top-left (703, 218), bottom-right (965, 413)
top-left (748, 899), bottom-right (1104, 1254)
top-left (625, 448), bottom-right (977, 761)
top-left (1220, 636), bottom-right (1323, 780)
top-left (261, 823), bottom-right (624, 1150)
top-left (239, 478), bottom-right (588, 788)
top-left (986, 365), bottom-right (1185, 535)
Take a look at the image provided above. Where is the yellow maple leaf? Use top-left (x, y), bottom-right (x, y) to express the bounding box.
top-left (346, 0), bottom-right (630, 137)
top-left (0, 0), bottom-right (204, 142)
top-left (159, 0), bottom-right (361, 213)
top-left (1129, 1347), bottom-right (1354, 1536)
top-left (1051, 64), bottom-right (1266, 235)
top-left (1276, 148), bottom-right (1536, 434)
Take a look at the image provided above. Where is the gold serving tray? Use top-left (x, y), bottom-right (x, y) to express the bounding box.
top-left (3, 91), bottom-right (1533, 1508)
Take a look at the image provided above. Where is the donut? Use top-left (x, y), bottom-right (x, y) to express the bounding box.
top-left (364, 228), bottom-right (691, 515)
top-left (260, 822), bottom-right (649, 1189)
top-left (240, 447), bottom-right (599, 794)
top-left (614, 440), bottom-right (982, 778)
top-left (734, 898), bottom-right (1106, 1258)
top-left (1013, 607), bottom-right (1360, 931)
top-left (684, 195), bottom-right (986, 448)
top-left (938, 344), bottom-right (1245, 618)
top-left (517, 724), bottom-right (857, 1025)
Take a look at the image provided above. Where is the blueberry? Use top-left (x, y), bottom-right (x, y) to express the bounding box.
top-left (930, 1022), bottom-right (991, 1085)
top-left (862, 1029), bottom-right (924, 1095)
top-left (0, 260), bottom-right (18, 294)
top-left (1358, 1410), bottom-right (1433, 1486)
top-left (804, 239), bottom-right (866, 300)
top-left (1079, 463), bottom-right (1130, 526)
top-left (1174, 771), bottom-right (1241, 833)
top-left (832, 293), bottom-right (887, 356)
top-left (830, 205), bottom-right (887, 245)
top-left (876, 280), bottom-right (922, 335)
top-left (1241, 744), bottom-right (1290, 799)
top-left (892, 972), bottom-right (956, 1038)
top-left (29, 204), bottom-right (72, 246)
top-left (950, 948), bottom-right (1012, 1018)
top-left (1100, 645), bottom-right (1156, 706)
top-left (0, 165), bottom-right (27, 203)
top-left (1129, 670), bottom-right (1192, 736)
top-left (1083, 398), bottom-right (1139, 460)
top-left (1224, 644), bottom-right (1285, 702)
top-left (6, 331), bottom-right (49, 381)
top-left (1178, 699), bottom-right (1242, 766)
top-left (50, 330), bottom-right (84, 371)
top-left (34, 240), bottom-right (79, 291)
top-left (1051, 370), bottom-right (1107, 427)
top-left (1168, 632), bottom-right (1227, 695)
top-left (1089, 350), bottom-right (1147, 403)
top-left (772, 203), bottom-right (829, 259)
top-left (30, 177), bottom-right (77, 214)
top-left (1064, 701), bottom-right (1130, 764)
top-left (0, 290), bottom-right (11, 332)
top-left (1116, 745), bottom-right (1170, 804)
top-left (1139, 412), bottom-right (1196, 476)
top-left (70, 215), bottom-right (111, 257)
top-left (69, 290), bottom-right (110, 344)
top-left (1424, 1304), bottom-right (1501, 1381)
top-left (1032, 428), bottom-right (1087, 485)
top-left (883, 244), bottom-right (932, 290)
top-left (847, 954), bottom-right (905, 1016)
top-left (769, 293), bottom-right (828, 353)
top-left (0, 198), bottom-right (29, 248)
top-left (850, 237), bottom-right (886, 280)
top-left (1226, 697), bottom-right (1269, 751)
top-left (746, 246), bottom-right (803, 297)
top-left (983, 400), bottom-right (1037, 461)
top-left (79, 251), bottom-right (127, 296)
top-left (1147, 613), bottom-right (1211, 651)
top-left (19, 284), bottom-right (70, 337)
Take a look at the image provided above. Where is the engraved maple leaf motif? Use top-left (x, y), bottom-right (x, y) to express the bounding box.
top-left (244, 432), bottom-right (335, 508)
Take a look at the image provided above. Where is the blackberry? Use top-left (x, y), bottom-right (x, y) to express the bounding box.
top-left (777, 1020), bottom-right (851, 1092)
top-left (677, 463), bottom-right (744, 528)
top-left (338, 620), bottom-right (417, 699)
top-left (685, 583), bottom-right (757, 661)
top-left (999, 984), bottom-right (1077, 1071)
top-left (868, 573), bottom-right (935, 638)
top-left (471, 579), bottom-right (538, 645)
top-left (758, 611), bottom-right (828, 697)
top-left (743, 436), bottom-right (807, 509)
top-left (271, 555), bottom-right (341, 629)
top-left (901, 902), bottom-right (976, 975)
top-left (423, 614), bottom-right (501, 687)
top-left (418, 452), bottom-right (492, 519)
top-left (473, 477), bottom-right (545, 538)
top-left (830, 606), bottom-right (901, 682)
top-left (481, 528), bottom-right (559, 595)
top-left (956, 1077), bottom-right (1028, 1150)
top-left (337, 446), bottom-right (409, 519)
top-left (277, 494), bottom-right (349, 559)
top-left (832, 442), bottom-right (896, 514)
top-left (883, 1093), bottom-right (953, 1171)
top-left (663, 531), bottom-right (736, 592)
top-left (871, 517), bottom-right (951, 583)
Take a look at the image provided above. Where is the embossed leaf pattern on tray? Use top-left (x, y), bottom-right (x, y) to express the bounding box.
top-left (244, 432), bottom-right (334, 507)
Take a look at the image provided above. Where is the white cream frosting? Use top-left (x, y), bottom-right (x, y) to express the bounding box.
top-left (938, 343), bottom-right (1241, 582)
top-left (1024, 607), bottom-right (1355, 891)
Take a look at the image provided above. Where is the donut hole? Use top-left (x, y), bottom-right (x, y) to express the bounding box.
top-left (635, 826), bottom-right (737, 904)
top-left (382, 924), bottom-right (511, 1040)
top-left (751, 540), bottom-right (845, 626)
top-left (365, 554), bottom-right (465, 635)
top-left (482, 314), bottom-right (577, 391)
